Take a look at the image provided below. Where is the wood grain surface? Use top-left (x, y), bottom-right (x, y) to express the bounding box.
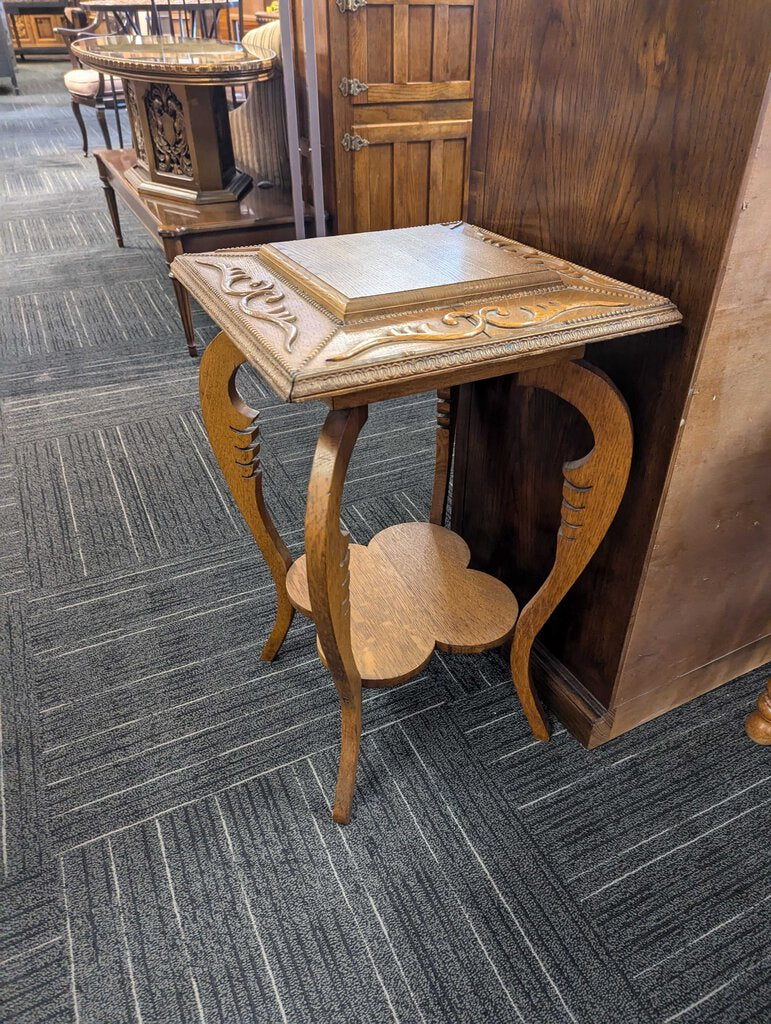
top-left (304, 406), bottom-right (368, 824)
top-left (317, 0), bottom-right (477, 232)
top-left (171, 223), bottom-right (680, 406)
top-left (509, 360), bottom-right (632, 740)
top-left (287, 522), bottom-right (519, 686)
top-left (456, 0), bottom-right (771, 724)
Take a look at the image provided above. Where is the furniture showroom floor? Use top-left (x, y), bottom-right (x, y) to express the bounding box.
top-left (1, 62), bottom-right (769, 1024)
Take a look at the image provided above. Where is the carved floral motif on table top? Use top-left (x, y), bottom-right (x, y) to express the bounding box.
top-left (196, 259), bottom-right (299, 351)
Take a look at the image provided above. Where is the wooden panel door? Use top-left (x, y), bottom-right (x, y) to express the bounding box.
top-left (329, 0), bottom-right (477, 233)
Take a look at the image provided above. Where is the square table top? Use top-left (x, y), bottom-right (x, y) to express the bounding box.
top-left (171, 222), bottom-right (681, 405)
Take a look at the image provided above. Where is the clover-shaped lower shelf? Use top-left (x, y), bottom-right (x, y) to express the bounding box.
top-left (285, 523), bottom-right (519, 687)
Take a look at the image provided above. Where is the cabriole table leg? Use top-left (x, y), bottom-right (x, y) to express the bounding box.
top-left (305, 406), bottom-right (368, 825)
top-left (510, 360), bottom-right (634, 740)
top-left (199, 330), bottom-right (294, 661)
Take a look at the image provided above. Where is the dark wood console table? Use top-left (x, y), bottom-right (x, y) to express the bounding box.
top-left (74, 35), bottom-right (311, 355)
top-left (170, 222), bottom-right (680, 822)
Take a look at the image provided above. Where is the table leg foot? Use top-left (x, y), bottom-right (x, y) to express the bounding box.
top-left (745, 680), bottom-right (771, 744)
top-left (199, 331), bottom-right (295, 661)
top-left (306, 406), bottom-right (368, 824)
top-left (510, 360), bottom-right (634, 740)
top-left (333, 698), bottom-right (363, 825)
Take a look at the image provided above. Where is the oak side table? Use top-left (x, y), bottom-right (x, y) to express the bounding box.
top-left (171, 222), bottom-right (682, 824)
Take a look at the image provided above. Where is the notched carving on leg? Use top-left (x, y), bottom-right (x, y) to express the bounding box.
top-left (199, 332), bottom-right (294, 662)
top-left (430, 387), bottom-right (456, 527)
top-left (510, 361), bottom-right (633, 741)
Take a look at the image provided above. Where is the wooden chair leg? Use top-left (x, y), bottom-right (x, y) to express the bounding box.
top-left (199, 331), bottom-right (295, 661)
top-left (95, 104), bottom-right (112, 149)
top-left (745, 679), bottom-right (771, 744)
top-left (305, 406), bottom-right (368, 824)
top-left (71, 100), bottom-right (89, 155)
top-left (429, 387), bottom-right (456, 526)
top-left (96, 157), bottom-right (124, 248)
top-left (510, 360), bottom-right (633, 740)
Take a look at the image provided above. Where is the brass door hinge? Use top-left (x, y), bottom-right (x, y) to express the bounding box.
top-left (341, 132), bottom-right (370, 152)
top-left (339, 76), bottom-right (369, 97)
top-left (336, 0), bottom-right (366, 11)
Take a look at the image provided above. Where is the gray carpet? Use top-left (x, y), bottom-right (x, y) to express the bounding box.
top-left (1, 62), bottom-right (769, 1024)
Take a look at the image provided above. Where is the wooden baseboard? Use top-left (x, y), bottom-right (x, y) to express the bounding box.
top-left (531, 643), bottom-right (613, 749)
top-left (532, 636), bottom-right (770, 748)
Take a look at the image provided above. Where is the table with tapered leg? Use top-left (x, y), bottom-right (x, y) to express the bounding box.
top-left (171, 222), bottom-right (681, 824)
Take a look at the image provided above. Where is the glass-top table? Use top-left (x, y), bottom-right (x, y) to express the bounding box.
top-left (71, 34), bottom-right (276, 84)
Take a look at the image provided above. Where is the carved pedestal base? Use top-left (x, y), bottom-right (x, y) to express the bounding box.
top-left (126, 79), bottom-right (250, 206)
top-left (745, 680), bottom-right (771, 744)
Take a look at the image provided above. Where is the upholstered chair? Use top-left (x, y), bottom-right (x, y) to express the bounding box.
top-left (230, 18), bottom-right (291, 191)
top-left (55, 8), bottom-right (124, 155)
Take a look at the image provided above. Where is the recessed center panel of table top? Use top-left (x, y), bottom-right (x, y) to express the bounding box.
top-left (259, 223), bottom-right (563, 321)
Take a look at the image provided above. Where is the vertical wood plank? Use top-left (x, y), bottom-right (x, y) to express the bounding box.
top-left (393, 3), bottom-right (409, 83)
top-left (328, 0), bottom-right (354, 232)
top-left (432, 3), bottom-right (449, 82)
top-left (428, 138), bottom-right (445, 221)
top-left (393, 141), bottom-right (409, 226)
top-left (352, 143), bottom-right (371, 231)
top-left (349, 4), bottom-right (368, 82)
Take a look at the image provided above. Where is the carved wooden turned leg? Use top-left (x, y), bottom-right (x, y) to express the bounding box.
top-left (305, 406), bottom-right (368, 824)
top-left (745, 680), bottom-right (771, 744)
top-left (96, 155), bottom-right (123, 248)
top-left (164, 239), bottom-right (196, 356)
top-left (430, 387), bottom-right (456, 527)
top-left (511, 360), bottom-right (633, 740)
top-left (199, 331), bottom-right (294, 661)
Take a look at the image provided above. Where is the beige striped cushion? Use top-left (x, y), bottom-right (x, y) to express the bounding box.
top-left (230, 21), bottom-right (290, 191)
top-left (64, 69), bottom-right (123, 99)
top-left (241, 21), bottom-right (282, 68)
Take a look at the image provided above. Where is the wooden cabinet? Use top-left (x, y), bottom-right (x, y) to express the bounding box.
top-left (4, 2), bottom-right (68, 55)
top-left (313, 0), bottom-right (477, 233)
top-left (453, 0), bottom-right (771, 745)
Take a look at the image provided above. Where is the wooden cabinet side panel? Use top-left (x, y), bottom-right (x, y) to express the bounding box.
top-left (613, 86), bottom-right (771, 709)
top-left (457, 0), bottom-right (771, 708)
